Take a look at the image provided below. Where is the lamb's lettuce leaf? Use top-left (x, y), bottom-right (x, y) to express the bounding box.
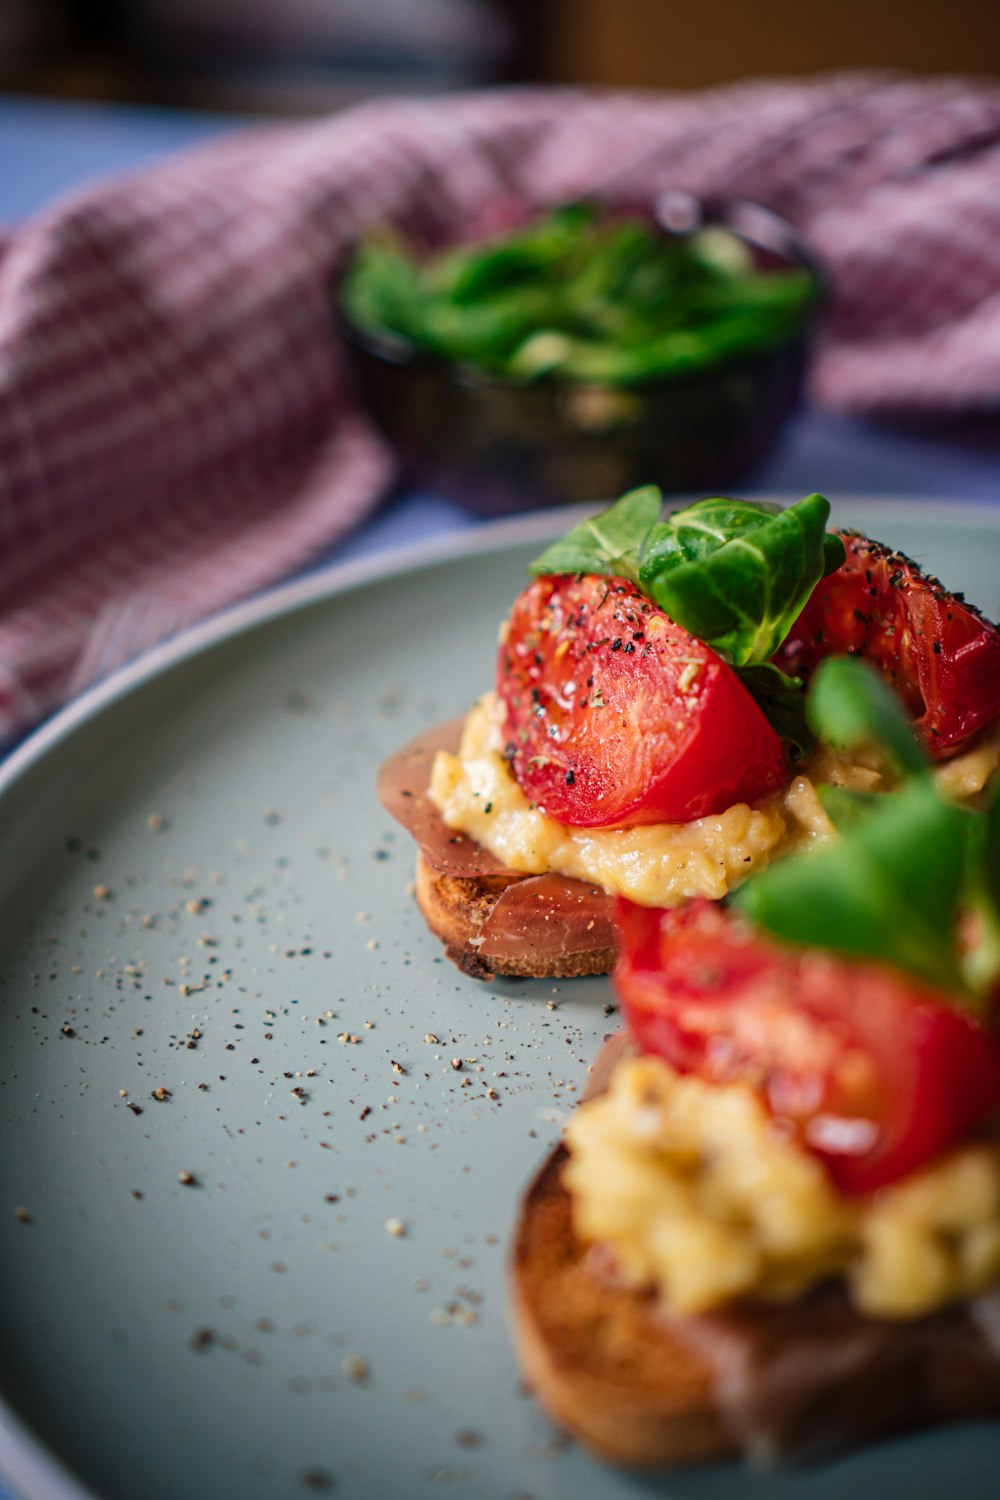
top-left (637, 493), bottom-right (843, 665)
top-left (735, 663), bottom-right (814, 761)
top-left (806, 653), bottom-right (926, 779)
top-left (733, 657), bottom-right (1000, 1009)
top-left (530, 489), bottom-right (843, 669)
top-left (733, 775), bottom-right (971, 996)
top-left (528, 486), bottom-right (658, 585)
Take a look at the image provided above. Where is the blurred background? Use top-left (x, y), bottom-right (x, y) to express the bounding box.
top-left (1, 0), bottom-right (998, 116)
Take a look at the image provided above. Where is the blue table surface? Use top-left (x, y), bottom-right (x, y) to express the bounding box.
top-left (1, 89), bottom-right (999, 1500)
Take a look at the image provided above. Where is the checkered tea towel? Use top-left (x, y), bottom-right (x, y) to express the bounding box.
top-left (3, 73), bottom-right (1000, 740)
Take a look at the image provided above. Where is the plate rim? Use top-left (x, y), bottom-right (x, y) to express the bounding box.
top-left (0, 491), bottom-right (998, 1500)
top-left (3, 494), bottom-right (999, 811)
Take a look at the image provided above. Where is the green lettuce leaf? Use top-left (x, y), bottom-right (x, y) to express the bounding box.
top-left (816, 784), bottom-right (882, 833)
top-left (528, 486), bottom-right (661, 584)
top-left (735, 658), bottom-right (998, 1009)
top-left (638, 493), bottom-right (842, 665)
top-left (735, 663), bottom-right (814, 761)
top-left (806, 655), bottom-right (926, 778)
top-left (733, 776), bottom-right (970, 996)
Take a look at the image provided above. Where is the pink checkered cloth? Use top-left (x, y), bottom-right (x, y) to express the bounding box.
top-left (3, 73), bottom-right (1000, 742)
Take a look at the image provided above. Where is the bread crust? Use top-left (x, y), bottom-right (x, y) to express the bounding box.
top-left (510, 1141), bottom-right (734, 1465)
top-left (510, 1045), bottom-right (1000, 1467)
top-left (414, 851), bottom-right (617, 981)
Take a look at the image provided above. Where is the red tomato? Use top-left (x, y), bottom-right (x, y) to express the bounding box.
top-left (496, 574), bottom-right (786, 828)
top-left (615, 898), bottom-right (1000, 1194)
top-left (774, 530), bottom-right (1000, 758)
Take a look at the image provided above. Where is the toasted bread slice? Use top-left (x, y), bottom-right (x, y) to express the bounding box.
top-left (510, 1140), bottom-right (734, 1465)
top-left (511, 1050), bottom-right (1000, 1467)
top-left (382, 722), bottom-right (617, 981)
top-left (414, 851), bottom-right (617, 981)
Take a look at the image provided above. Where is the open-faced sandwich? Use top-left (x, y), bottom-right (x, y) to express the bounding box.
top-left (379, 490), bottom-right (1000, 979)
top-left (511, 657), bottom-right (1000, 1463)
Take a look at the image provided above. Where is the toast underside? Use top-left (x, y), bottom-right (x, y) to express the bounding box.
top-left (510, 1142), bottom-right (734, 1465)
top-left (510, 1136), bottom-right (1000, 1466)
top-left (415, 851), bottom-right (617, 980)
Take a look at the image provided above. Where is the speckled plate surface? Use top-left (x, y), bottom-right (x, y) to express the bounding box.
top-left (1, 499), bottom-right (999, 1500)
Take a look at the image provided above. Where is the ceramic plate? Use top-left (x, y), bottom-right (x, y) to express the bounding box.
top-left (1, 499), bottom-right (999, 1500)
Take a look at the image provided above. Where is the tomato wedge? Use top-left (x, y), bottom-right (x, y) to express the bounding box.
top-left (774, 530), bottom-right (1000, 758)
top-left (614, 897), bottom-right (1000, 1194)
top-left (497, 574), bottom-right (786, 828)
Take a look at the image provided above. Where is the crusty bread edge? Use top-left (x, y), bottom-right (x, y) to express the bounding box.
top-left (509, 1140), bottom-right (736, 1466)
top-left (414, 851), bottom-right (616, 981)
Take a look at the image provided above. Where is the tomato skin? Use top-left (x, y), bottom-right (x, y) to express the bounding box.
top-left (496, 574), bottom-right (787, 829)
top-left (614, 898), bottom-right (1000, 1194)
top-left (774, 530), bottom-right (1000, 758)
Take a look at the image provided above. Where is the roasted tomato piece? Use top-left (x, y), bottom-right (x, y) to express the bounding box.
top-left (615, 898), bottom-right (1000, 1194)
top-left (775, 530), bottom-right (1000, 758)
top-left (497, 574), bottom-right (786, 828)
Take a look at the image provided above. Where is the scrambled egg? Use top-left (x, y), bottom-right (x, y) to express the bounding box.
top-left (565, 1055), bottom-right (1000, 1319)
top-left (429, 694), bottom-right (1000, 908)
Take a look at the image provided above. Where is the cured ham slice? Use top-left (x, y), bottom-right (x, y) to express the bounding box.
top-left (679, 1284), bottom-right (1000, 1461)
top-left (476, 873), bottom-right (616, 964)
top-left (512, 1042), bottom-right (1000, 1467)
top-left (377, 719), bottom-right (507, 878)
top-left (379, 722), bottom-right (616, 978)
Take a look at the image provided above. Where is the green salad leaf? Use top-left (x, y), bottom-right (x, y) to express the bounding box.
top-left (528, 486), bottom-right (660, 585)
top-left (734, 776), bottom-right (971, 996)
top-left (984, 784), bottom-right (1000, 916)
top-left (806, 654), bottom-right (926, 778)
top-left (341, 203), bottom-right (819, 386)
top-left (638, 493), bottom-right (843, 666)
top-left (734, 663), bottom-right (814, 760)
top-left (531, 490), bottom-right (843, 669)
top-left (952, 784), bottom-right (1000, 998)
top-left (733, 658), bottom-right (1000, 1008)
top-left (816, 783), bottom-right (882, 833)
top-left (531, 488), bottom-right (845, 732)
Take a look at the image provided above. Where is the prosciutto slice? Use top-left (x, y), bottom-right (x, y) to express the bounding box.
top-left (677, 1284), bottom-right (1000, 1461)
top-left (377, 719), bottom-right (508, 878)
top-left (577, 1036), bottom-right (1000, 1460)
top-left (476, 873), bottom-right (616, 963)
top-left (378, 721), bottom-right (616, 972)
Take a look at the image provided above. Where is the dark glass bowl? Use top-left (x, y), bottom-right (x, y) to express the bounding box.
top-left (339, 198), bottom-right (823, 514)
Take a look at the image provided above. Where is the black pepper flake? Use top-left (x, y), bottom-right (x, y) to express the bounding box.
top-left (565, 769), bottom-right (575, 786)
top-left (932, 640), bottom-right (942, 654)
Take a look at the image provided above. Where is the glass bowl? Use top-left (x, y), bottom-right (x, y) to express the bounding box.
top-left (339, 196), bottom-right (824, 513)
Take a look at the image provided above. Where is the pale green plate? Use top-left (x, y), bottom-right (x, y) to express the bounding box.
top-left (0, 500), bottom-right (998, 1500)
